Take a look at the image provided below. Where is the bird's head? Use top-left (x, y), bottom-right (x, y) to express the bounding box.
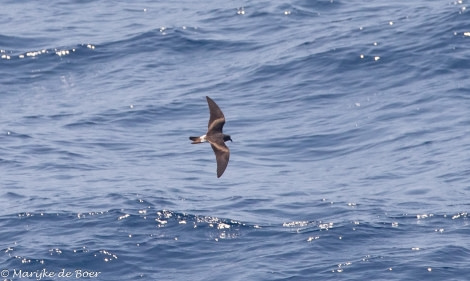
top-left (223, 135), bottom-right (232, 142)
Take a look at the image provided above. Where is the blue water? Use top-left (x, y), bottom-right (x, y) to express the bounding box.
top-left (1, 0), bottom-right (470, 280)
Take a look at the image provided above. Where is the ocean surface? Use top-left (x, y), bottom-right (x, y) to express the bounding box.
top-left (1, 0), bottom-right (470, 280)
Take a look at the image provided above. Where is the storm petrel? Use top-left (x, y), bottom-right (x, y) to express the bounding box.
top-left (189, 96), bottom-right (232, 178)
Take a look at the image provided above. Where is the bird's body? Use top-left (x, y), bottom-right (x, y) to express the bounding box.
top-left (189, 96), bottom-right (232, 178)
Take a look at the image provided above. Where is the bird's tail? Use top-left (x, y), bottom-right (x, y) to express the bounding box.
top-left (189, 136), bottom-right (203, 144)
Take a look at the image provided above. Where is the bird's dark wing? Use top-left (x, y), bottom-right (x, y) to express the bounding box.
top-left (206, 96), bottom-right (225, 134)
top-left (210, 142), bottom-right (230, 178)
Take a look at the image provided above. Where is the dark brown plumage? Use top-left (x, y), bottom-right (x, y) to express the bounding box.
top-left (189, 96), bottom-right (232, 178)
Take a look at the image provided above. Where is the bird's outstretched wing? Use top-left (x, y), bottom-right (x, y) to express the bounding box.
top-left (210, 142), bottom-right (230, 178)
top-left (206, 96), bottom-right (225, 134)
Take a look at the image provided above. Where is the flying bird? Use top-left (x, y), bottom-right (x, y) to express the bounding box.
top-left (189, 96), bottom-right (232, 178)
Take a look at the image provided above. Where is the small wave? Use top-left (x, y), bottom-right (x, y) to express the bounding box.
top-left (0, 43), bottom-right (97, 61)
